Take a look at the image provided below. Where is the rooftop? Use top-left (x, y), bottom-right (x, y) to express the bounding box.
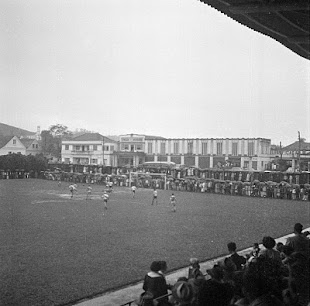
top-left (200, 0), bottom-right (310, 60)
top-left (282, 140), bottom-right (310, 151)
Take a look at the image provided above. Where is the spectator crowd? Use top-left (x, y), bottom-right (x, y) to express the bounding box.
top-left (138, 223), bottom-right (310, 306)
top-left (42, 170), bottom-right (310, 202)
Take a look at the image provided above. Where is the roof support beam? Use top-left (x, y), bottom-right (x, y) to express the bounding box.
top-left (229, 3), bottom-right (310, 15)
top-left (287, 36), bottom-right (310, 43)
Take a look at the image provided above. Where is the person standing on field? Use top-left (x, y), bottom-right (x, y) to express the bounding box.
top-left (151, 188), bottom-right (158, 205)
top-left (170, 193), bottom-right (176, 212)
top-left (69, 184), bottom-right (77, 199)
top-left (131, 185), bottom-right (137, 198)
top-left (102, 191), bottom-right (109, 213)
top-left (86, 184), bottom-right (92, 200)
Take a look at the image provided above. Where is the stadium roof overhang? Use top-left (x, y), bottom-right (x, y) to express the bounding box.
top-left (199, 0), bottom-right (310, 60)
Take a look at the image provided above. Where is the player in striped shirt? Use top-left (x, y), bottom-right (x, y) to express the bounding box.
top-left (102, 191), bottom-right (109, 213)
top-left (86, 184), bottom-right (92, 200)
top-left (170, 193), bottom-right (176, 212)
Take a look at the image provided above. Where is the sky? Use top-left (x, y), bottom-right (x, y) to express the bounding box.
top-left (0, 0), bottom-right (309, 146)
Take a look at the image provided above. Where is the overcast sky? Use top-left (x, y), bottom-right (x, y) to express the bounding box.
top-left (1, 0), bottom-right (309, 146)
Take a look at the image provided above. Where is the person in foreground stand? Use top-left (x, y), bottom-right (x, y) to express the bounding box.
top-left (197, 264), bottom-right (234, 306)
top-left (237, 256), bottom-right (284, 306)
top-left (227, 242), bottom-right (246, 271)
top-left (170, 280), bottom-right (194, 306)
top-left (286, 223), bottom-right (310, 259)
top-left (187, 258), bottom-right (203, 280)
top-left (143, 261), bottom-right (171, 306)
top-left (259, 236), bottom-right (282, 264)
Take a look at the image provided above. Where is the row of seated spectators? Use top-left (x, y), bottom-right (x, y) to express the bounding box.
top-left (139, 223), bottom-right (310, 306)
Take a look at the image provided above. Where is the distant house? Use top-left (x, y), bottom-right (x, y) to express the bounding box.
top-left (282, 141), bottom-right (310, 156)
top-left (0, 136), bottom-right (41, 156)
top-left (280, 141), bottom-right (310, 171)
top-left (61, 133), bottom-right (118, 166)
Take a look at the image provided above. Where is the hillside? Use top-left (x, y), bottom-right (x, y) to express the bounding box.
top-left (0, 123), bottom-right (35, 137)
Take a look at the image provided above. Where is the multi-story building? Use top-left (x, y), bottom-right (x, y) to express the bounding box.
top-left (61, 133), bottom-right (117, 166)
top-left (111, 135), bottom-right (271, 171)
top-left (112, 134), bottom-right (165, 167)
top-left (61, 133), bottom-right (272, 171)
top-left (142, 137), bottom-right (271, 171)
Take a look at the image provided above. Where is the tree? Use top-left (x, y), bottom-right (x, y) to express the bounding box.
top-left (0, 153), bottom-right (47, 172)
top-left (41, 124), bottom-right (73, 159)
top-left (41, 130), bottom-right (60, 158)
top-left (49, 124), bottom-right (72, 138)
top-left (25, 153), bottom-right (48, 172)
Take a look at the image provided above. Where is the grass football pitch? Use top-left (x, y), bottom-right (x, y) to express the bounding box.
top-left (0, 179), bottom-right (309, 305)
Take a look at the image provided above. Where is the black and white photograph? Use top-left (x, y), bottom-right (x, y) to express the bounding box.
top-left (0, 1), bottom-right (309, 305)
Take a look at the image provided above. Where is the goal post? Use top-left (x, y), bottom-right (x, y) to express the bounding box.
top-left (129, 171), bottom-right (167, 190)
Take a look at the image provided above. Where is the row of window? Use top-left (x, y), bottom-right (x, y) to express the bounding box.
top-left (62, 141), bottom-right (267, 155)
top-left (121, 144), bottom-right (143, 151)
top-left (145, 142), bottom-right (258, 156)
top-left (64, 158), bottom-right (98, 164)
top-left (64, 145), bottom-right (115, 151)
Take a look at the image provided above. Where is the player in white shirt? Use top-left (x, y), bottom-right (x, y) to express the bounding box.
top-left (86, 185), bottom-right (92, 200)
top-left (131, 185), bottom-right (137, 198)
top-left (102, 191), bottom-right (109, 213)
top-left (170, 193), bottom-right (176, 212)
top-left (108, 181), bottom-right (113, 192)
top-left (151, 188), bottom-right (158, 205)
top-left (69, 184), bottom-right (77, 199)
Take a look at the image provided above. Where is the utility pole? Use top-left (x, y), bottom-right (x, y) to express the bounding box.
top-left (280, 141), bottom-right (282, 159)
top-left (298, 131), bottom-right (301, 172)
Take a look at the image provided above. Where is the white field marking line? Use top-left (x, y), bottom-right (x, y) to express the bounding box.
top-left (32, 200), bottom-right (69, 204)
top-left (108, 190), bottom-right (128, 193)
top-left (125, 201), bottom-right (147, 204)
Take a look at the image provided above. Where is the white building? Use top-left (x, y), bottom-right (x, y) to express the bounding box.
top-left (143, 137), bottom-right (271, 171)
top-left (112, 135), bottom-right (271, 171)
top-left (61, 133), bottom-right (117, 166)
top-left (0, 136), bottom-right (41, 156)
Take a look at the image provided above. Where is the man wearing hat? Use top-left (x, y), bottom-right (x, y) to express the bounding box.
top-left (171, 281), bottom-right (194, 306)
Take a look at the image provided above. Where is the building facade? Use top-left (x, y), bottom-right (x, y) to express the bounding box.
top-left (0, 136), bottom-right (41, 156)
top-left (274, 141), bottom-right (310, 172)
top-left (61, 133), bottom-right (272, 171)
top-left (142, 137), bottom-right (271, 171)
top-left (61, 133), bottom-right (117, 166)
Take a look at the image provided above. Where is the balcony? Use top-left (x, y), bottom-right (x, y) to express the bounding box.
top-left (71, 150), bottom-right (94, 154)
